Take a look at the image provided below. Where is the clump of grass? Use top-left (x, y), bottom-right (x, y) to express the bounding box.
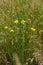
top-left (0, 0), bottom-right (43, 65)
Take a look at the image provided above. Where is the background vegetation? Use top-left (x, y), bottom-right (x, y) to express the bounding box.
top-left (0, 0), bottom-right (43, 65)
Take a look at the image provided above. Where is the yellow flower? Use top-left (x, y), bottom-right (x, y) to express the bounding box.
top-left (10, 29), bottom-right (14, 32)
top-left (4, 26), bottom-right (8, 29)
top-left (21, 20), bottom-right (26, 25)
top-left (14, 20), bottom-right (18, 24)
top-left (31, 28), bottom-right (36, 31)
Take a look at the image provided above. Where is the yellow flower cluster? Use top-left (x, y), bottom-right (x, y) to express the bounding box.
top-left (31, 28), bottom-right (36, 31)
top-left (4, 26), bottom-right (14, 33)
top-left (14, 20), bottom-right (26, 25)
top-left (4, 20), bottom-right (36, 33)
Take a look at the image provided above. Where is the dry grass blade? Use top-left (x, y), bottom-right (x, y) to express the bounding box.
top-left (13, 53), bottom-right (22, 65)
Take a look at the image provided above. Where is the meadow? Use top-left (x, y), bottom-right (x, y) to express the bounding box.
top-left (0, 0), bottom-right (43, 65)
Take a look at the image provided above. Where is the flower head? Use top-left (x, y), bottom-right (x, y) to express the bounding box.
top-left (4, 26), bottom-right (8, 29)
top-left (31, 28), bottom-right (36, 31)
top-left (21, 20), bottom-right (26, 25)
top-left (14, 20), bottom-right (18, 24)
top-left (10, 29), bottom-right (14, 33)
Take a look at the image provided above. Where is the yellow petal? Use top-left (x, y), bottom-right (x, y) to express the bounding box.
top-left (21, 20), bottom-right (26, 25)
top-left (4, 26), bottom-right (8, 29)
top-left (10, 29), bottom-right (14, 32)
top-left (14, 20), bottom-right (18, 24)
top-left (31, 28), bottom-right (36, 31)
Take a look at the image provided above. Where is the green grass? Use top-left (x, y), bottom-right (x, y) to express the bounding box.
top-left (0, 0), bottom-right (43, 65)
